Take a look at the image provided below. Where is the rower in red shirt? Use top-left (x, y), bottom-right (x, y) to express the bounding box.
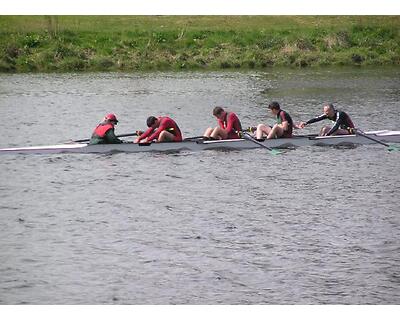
top-left (134, 116), bottom-right (182, 143)
top-left (203, 106), bottom-right (242, 140)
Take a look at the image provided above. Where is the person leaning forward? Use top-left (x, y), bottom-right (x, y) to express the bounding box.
top-left (89, 113), bottom-right (123, 145)
top-left (134, 116), bottom-right (182, 143)
top-left (298, 103), bottom-right (355, 136)
top-left (203, 106), bottom-right (242, 140)
top-left (255, 102), bottom-right (296, 140)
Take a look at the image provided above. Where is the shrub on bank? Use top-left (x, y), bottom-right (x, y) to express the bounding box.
top-left (0, 18), bottom-right (399, 72)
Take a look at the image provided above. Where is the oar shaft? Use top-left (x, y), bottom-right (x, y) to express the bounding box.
top-left (73, 138), bottom-right (92, 143)
top-left (183, 135), bottom-right (207, 141)
top-left (242, 132), bottom-right (274, 151)
top-left (117, 133), bottom-right (139, 138)
top-left (354, 129), bottom-right (390, 147)
top-left (74, 132), bottom-right (138, 143)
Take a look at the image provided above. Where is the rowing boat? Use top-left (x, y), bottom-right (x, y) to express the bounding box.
top-left (0, 130), bottom-right (399, 155)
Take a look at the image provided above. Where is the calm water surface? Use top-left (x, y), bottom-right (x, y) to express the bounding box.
top-left (0, 68), bottom-right (399, 304)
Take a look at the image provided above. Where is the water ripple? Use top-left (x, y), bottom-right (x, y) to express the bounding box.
top-left (0, 68), bottom-right (400, 304)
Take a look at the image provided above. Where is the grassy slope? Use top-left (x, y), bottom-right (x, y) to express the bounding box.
top-left (0, 16), bottom-right (399, 72)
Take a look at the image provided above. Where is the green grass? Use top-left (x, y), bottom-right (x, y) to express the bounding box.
top-left (0, 16), bottom-right (399, 72)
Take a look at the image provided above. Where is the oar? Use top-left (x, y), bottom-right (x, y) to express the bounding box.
top-left (352, 129), bottom-right (399, 152)
top-left (73, 132), bottom-right (139, 143)
top-left (184, 127), bottom-right (258, 142)
top-left (184, 128), bottom-right (258, 142)
top-left (183, 135), bottom-right (208, 141)
top-left (241, 132), bottom-right (282, 155)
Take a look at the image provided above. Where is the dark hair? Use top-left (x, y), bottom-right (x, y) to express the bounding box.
top-left (146, 116), bottom-right (157, 127)
top-left (325, 103), bottom-right (335, 110)
top-left (213, 106), bottom-right (224, 116)
top-left (268, 101), bottom-right (281, 110)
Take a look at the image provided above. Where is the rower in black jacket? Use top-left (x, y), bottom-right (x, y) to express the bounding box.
top-left (299, 103), bottom-right (355, 136)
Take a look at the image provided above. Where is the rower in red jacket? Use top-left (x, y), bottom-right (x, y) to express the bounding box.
top-left (134, 116), bottom-right (182, 143)
top-left (203, 106), bottom-right (242, 140)
top-left (89, 113), bottom-right (123, 145)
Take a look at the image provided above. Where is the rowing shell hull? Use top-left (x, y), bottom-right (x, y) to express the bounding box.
top-left (1, 131), bottom-right (399, 155)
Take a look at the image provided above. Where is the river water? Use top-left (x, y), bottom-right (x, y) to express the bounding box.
top-left (0, 68), bottom-right (399, 304)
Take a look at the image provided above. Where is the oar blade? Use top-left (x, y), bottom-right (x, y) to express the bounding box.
top-left (270, 148), bottom-right (282, 156)
top-left (388, 145), bottom-right (399, 152)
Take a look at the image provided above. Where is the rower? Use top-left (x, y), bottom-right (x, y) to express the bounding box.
top-left (203, 106), bottom-right (242, 140)
top-left (298, 103), bottom-right (355, 136)
top-left (134, 116), bottom-right (182, 143)
top-left (255, 101), bottom-right (295, 140)
top-left (89, 113), bottom-right (123, 145)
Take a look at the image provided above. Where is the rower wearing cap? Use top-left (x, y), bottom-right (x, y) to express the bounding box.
top-left (298, 103), bottom-right (355, 136)
top-left (134, 116), bottom-right (182, 143)
top-left (255, 102), bottom-right (295, 140)
top-left (89, 113), bottom-right (123, 144)
top-left (203, 106), bottom-right (242, 140)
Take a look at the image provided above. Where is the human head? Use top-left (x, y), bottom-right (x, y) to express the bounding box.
top-left (146, 116), bottom-right (158, 128)
top-left (104, 113), bottom-right (118, 124)
top-left (323, 103), bottom-right (335, 117)
top-left (267, 101), bottom-right (281, 115)
top-left (213, 106), bottom-right (226, 120)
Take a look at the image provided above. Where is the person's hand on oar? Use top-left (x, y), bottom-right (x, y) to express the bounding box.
top-left (350, 128), bottom-right (399, 152)
top-left (245, 126), bottom-right (257, 134)
top-left (241, 132), bottom-right (282, 155)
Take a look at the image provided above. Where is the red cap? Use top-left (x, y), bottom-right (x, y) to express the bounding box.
top-left (105, 113), bottom-right (118, 123)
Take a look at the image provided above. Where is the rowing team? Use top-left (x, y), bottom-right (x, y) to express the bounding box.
top-left (89, 102), bottom-right (355, 145)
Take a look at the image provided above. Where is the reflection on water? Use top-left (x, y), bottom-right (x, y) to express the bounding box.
top-left (0, 67), bottom-right (399, 304)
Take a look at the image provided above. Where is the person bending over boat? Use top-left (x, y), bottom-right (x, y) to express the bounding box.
top-left (89, 113), bottom-right (123, 145)
top-left (298, 104), bottom-right (355, 136)
top-left (203, 106), bottom-right (242, 140)
top-left (134, 116), bottom-right (182, 143)
top-left (255, 102), bottom-right (295, 140)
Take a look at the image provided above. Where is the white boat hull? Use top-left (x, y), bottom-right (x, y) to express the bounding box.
top-left (1, 131), bottom-right (399, 155)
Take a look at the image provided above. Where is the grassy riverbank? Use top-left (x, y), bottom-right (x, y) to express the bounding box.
top-left (0, 16), bottom-right (399, 72)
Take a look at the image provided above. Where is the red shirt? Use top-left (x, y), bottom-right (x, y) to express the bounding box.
top-left (139, 116), bottom-right (182, 142)
top-left (217, 112), bottom-right (242, 139)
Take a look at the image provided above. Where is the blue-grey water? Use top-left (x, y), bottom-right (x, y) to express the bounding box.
top-left (0, 68), bottom-right (399, 304)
